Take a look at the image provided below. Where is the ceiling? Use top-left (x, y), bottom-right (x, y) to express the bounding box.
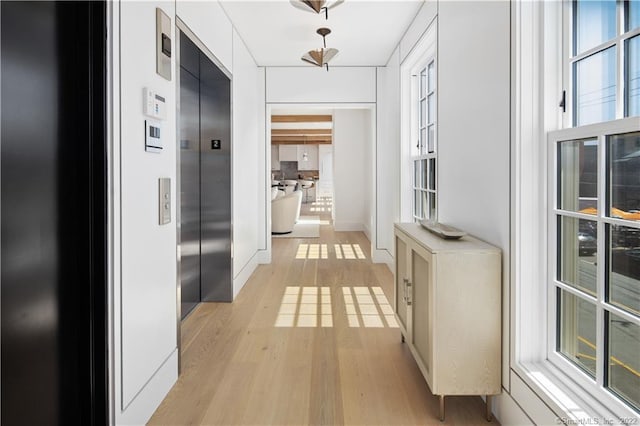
top-left (219, 1), bottom-right (425, 67)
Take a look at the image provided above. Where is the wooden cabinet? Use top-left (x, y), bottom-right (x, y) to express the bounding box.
top-left (394, 223), bottom-right (501, 421)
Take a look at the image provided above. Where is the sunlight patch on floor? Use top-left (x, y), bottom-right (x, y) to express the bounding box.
top-left (275, 286), bottom-right (333, 328)
top-left (296, 243), bottom-right (367, 260)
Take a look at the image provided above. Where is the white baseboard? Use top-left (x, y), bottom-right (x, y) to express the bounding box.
top-left (115, 349), bottom-right (178, 426)
top-left (333, 222), bottom-right (364, 232)
top-left (371, 248), bottom-right (393, 270)
top-left (233, 251), bottom-right (262, 299)
top-left (255, 249), bottom-right (270, 264)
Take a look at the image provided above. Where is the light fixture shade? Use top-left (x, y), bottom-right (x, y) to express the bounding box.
top-left (301, 48), bottom-right (339, 67)
top-left (290, 0), bottom-right (344, 15)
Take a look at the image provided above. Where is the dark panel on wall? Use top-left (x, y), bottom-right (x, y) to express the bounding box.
top-left (1, 2), bottom-right (107, 425)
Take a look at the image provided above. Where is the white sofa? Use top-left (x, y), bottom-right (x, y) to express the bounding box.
top-left (271, 190), bottom-right (302, 234)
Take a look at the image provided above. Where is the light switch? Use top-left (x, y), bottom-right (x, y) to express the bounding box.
top-left (159, 178), bottom-right (171, 225)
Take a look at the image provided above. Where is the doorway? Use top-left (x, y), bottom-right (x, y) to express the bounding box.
top-left (178, 30), bottom-right (233, 319)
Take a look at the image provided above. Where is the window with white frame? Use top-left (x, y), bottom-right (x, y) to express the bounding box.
top-left (548, 0), bottom-right (640, 414)
top-left (566, 0), bottom-right (640, 126)
top-left (412, 59), bottom-right (437, 222)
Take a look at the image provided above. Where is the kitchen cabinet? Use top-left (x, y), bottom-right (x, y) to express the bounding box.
top-left (394, 223), bottom-right (501, 421)
top-left (278, 145), bottom-right (297, 161)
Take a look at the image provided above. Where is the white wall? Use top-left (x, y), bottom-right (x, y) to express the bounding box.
top-left (266, 67), bottom-right (376, 103)
top-left (436, 0), bottom-right (511, 395)
top-left (333, 109), bottom-right (372, 232)
top-left (111, 1), bottom-right (263, 424)
top-left (375, 47), bottom-right (401, 264)
top-left (113, 2), bottom-right (178, 424)
top-left (231, 28), bottom-right (264, 296)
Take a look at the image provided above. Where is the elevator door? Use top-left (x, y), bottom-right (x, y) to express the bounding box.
top-left (179, 32), bottom-right (232, 319)
top-left (1, 2), bottom-right (107, 424)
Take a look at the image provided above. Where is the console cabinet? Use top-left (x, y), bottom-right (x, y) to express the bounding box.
top-left (394, 223), bottom-right (501, 421)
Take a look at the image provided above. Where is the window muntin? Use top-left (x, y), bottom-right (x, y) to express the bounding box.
top-left (412, 59), bottom-right (437, 222)
top-left (551, 125), bottom-right (640, 414)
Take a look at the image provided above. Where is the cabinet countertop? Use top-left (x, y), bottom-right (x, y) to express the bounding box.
top-left (394, 223), bottom-right (500, 254)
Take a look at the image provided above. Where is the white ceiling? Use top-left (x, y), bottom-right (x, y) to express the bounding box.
top-left (219, 1), bottom-right (425, 67)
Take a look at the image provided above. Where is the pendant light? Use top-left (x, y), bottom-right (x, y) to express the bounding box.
top-left (301, 28), bottom-right (338, 71)
top-left (290, 0), bottom-right (344, 19)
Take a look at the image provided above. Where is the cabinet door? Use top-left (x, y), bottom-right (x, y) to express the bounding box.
top-left (411, 245), bottom-right (433, 385)
top-left (394, 234), bottom-right (410, 333)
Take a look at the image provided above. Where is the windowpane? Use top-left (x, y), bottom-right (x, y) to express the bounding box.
top-left (628, 0), bottom-right (640, 31)
top-left (414, 190), bottom-right (422, 219)
top-left (420, 69), bottom-right (427, 97)
top-left (421, 159), bottom-right (428, 189)
top-left (574, 47), bottom-right (616, 126)
top-left (420, 127), bottom-right (426, 155)
top-left (607, 313), bottom-right (640, 410)
top-left (429, 192), bottom-right (436, 219)
top-left (626, 36), bottom-right (640, 117)
top-left (427, 125), bottom-right (435, 153)
top-left (428, 158), bottom-right (436, 191)
top-left (414, 160), bottom-right (422, 189)
top-left (559, 216), bottom-right (598, 296)
top-left (608, 224), bottom-right (640, 316)
top-left (427, 94), bottom-right (435, 124)
top-left (608, 132), bottom-right (640, 218)
top-left (558, 139), bottom-right (598, 213)
top-left (558, 289), bottom-right (597, 378)
top-left (574, 0), bottom-right (617, 55)
top-left (428, 61), bottom-right (434, 93)
top-left (421, 191), bottom-right (429, 220)
top-left (419, 98), bottom-right (426, 127)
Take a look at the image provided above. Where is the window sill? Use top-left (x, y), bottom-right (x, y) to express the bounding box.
top-left (514, 361), bottom-right (638, 424)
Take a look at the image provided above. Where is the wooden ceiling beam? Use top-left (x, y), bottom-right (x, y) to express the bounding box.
top-left (271, 128), bottom-right (332, 135)
top-left (271, 115), bottom-right (332, 123)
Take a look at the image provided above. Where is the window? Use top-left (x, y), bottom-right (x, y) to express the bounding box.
top-left (412, 59), bottom-right (437, 222)
top-left (567, 0), bottom-right (640, 126)
top-left (550, 122), bottom-right (640, 414)
top-left (547, 1), bottom-right (640, 415)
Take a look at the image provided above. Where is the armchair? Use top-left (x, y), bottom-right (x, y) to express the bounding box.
top-left (271, 190), bottom-right (303, 234)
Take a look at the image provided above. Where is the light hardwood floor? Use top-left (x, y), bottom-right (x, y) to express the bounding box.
top-left (148, 198), bottom-right (497, 425)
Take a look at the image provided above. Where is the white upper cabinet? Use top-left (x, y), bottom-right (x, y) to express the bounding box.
top-left (278, 145), bottom-right (297, 161)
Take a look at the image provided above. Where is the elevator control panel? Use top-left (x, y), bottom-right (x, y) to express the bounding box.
top-left (159, 177), bottom-right (171, 225)
top-left (145, 119), bottom-right (162, 153)
top-left (156, 8), bottom-right (171, 80)
top-left (143, 87), bottom-right (166, 120)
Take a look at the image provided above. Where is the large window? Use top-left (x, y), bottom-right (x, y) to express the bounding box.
top-left (412, 60), bottom-right (437, 222)
top-left (568, 0), bottom-right (640, 126)
top-left (549, 1), bottom-right (640, 415)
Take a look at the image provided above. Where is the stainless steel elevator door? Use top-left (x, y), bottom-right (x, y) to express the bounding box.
top-left (179, 63), bottom-right (201, 318)
top-left (179, 32), bottom-right (232, 319)
top-left (199, 53), bottom-right (231, 302)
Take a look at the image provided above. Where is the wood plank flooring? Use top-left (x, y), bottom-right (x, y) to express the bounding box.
top-left (148, 199), bottom-right (497, 425)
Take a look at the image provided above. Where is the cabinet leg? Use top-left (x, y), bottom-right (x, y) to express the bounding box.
top-left (486, 395), bottom-right (492, 422)
top-left (439, 395), bottom-right (445, 422)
